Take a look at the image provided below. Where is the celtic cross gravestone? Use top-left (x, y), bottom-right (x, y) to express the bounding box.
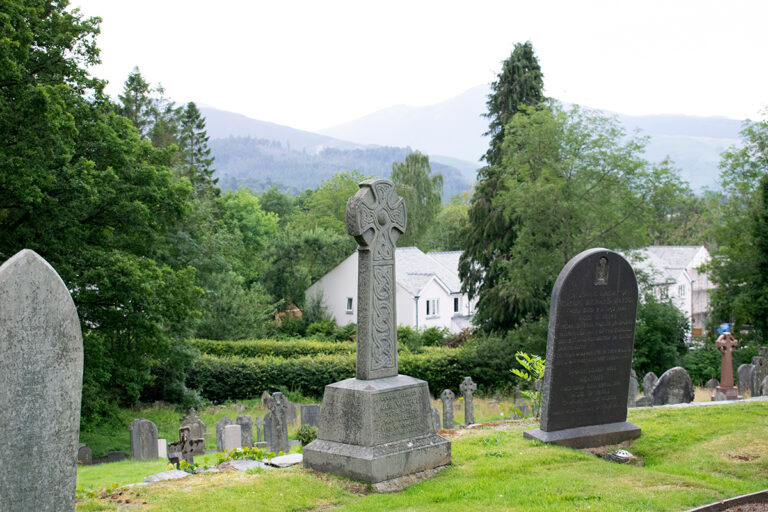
top-left (303, 178), bottom-right (451, 484)
top-left (440, 389), bottom-right (455, 428)
top-left (460, 377), bottom-right (477, 425)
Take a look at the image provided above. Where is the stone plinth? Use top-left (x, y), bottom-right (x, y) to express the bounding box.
top-left (303, 375), bottom-right (450, 484)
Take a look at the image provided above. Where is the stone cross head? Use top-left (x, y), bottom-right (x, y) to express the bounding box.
top-left (460, 377), bottom-right (477, 395)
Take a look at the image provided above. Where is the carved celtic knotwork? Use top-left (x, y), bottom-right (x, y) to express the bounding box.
top-left (346, 179), bottom-right (407, 262)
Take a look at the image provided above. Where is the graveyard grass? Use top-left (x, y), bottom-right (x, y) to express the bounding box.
top-left (76, 400), bottom-right (768, 511)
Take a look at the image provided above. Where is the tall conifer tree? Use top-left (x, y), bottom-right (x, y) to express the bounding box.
top-left (178, 101), bottom-right (218, 197)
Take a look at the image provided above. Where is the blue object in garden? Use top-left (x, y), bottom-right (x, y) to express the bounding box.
top-left (716, 323), bottom-right (730, 334)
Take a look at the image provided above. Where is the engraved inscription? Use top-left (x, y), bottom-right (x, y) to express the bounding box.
top-left (374, 387), bottom-right (425, 442)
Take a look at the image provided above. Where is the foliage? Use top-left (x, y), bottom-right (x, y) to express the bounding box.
top-left (682, 340), bottom-right (722, 386)
top-left (259, 185), bottom-right (296, 224)
top-left (397, 325), bottom-right (423, 351)
top-left (189, 338), bottom-right (355, 358)
top-left (706, 111), bottom-right (768, 340)
top-left (421, 326), bottom-right (450, 347)
top-left (390, 151), bottom-right (443, 248)
top-left (632, 295), bottom-right (690, 377)
top-left (510, 351), bottom-right (545, 417)
top-left (461, 104), bottom-right (688, 333)
top-left (423, 191), bottom-right (470, 251)
top-left (296, 425), bottom-right (318, 447)
top-left (178, 101), bottom-right (218, 198)
top-left (484, 41), bottom-right (546, 167)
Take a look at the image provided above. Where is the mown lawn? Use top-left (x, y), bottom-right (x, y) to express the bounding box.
top-left (77, 399), bottom-right (768, 511)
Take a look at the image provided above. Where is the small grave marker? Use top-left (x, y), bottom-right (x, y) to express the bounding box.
top-left (440, 389), bottom-right (455, 428)
top-left (460, 377), bottom-right (477, 425)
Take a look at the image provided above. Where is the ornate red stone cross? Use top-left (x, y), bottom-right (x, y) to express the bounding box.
top-left (346, 178), bottom-right (407, 380)
top-left (715, 332), bottom-right (739, 400)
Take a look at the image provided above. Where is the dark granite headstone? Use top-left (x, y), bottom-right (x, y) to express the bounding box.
top-left (300, 404), bottom-right (321, 427)
top-left (651, 367), bottom-right (694, 405)
top-left (524, 248), bottom-right (641, 448)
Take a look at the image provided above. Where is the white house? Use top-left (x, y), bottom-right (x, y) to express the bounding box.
top-left (625, 245), bottom-right (713, 334)
top-left (305, 247), bottom-right (475, 333)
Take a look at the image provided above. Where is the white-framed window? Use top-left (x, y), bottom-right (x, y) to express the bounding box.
top-left (678, 284), bottom-right (685, 296)
top-left (346, 297), bottom-right (353, 314)
top-left (426, 298), bottom-right (439, 317)
top-left (453, 297), bottom-right (460, 313)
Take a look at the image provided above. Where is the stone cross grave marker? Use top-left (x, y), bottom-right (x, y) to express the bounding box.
top-left (715, 332), bottom-right (739, 399)
top-left (168, 426), bottom-right (205, 466)
top-left (180, 408), bottom-right (206, 455)
top-left (0, 250), bottom-right (84, 512)
top-left (237, 415), bottom-right (253, 448)
top-left (303, 178), bottom-right (451, 484)
top-left (524, 248), bottom-right (641, 448)
top-left (460, 377), bottom-right (477, 425)
top-left (751, 347), bottom-right (768, 396)
top-left (265, 392), bottom-right (290, 454)
top-left (737, 364), bottom-right (754, 396)
top-left (440, 389), bottom-right (455, 428)
top-left (130, 418), bottom-right (159, 460)
top-left (216, 417), bottom-right (233, 452)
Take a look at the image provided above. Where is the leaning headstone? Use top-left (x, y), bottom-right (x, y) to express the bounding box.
top-left (440, 389), bottom-right (455, 428)
top-left (265, 393), bottom-right (290, 454)
top-left (705, 378), bottom-right (720, 391)
top-left (627, 374), bottom-right (638, 408)
top-left (303, 178), bottom-right (450, 484)
top-left (254, 416), bottom-right (264, 442)
top-left (524, 248), bottom-right (641, 448)
top-left (460, 377), bottom-right (478, 425)
top-left (300, 404), bottom-right (321, 427)
top-left (77, 444), bottom-right (92, 466)
top-left (737, 364), bottom-right (754, 396)
top-left (261, 391), bottom-right (272, 408)
top-left (168, 426), bottom-right (204, 466)
top-left (130, 418), bottom-right (159, 460)
top-left (237, 415), bottom-right (253, 448)
top-left (216, 417), bottom-right (234, 452)
top-left (651, 367), bottom-right (695, 405)
top-left (432, 406), bottom-right (441, 430)
top-left (642, 372), bottom-right (658, 395)
top-left (222, 424), bottom-right (242, 450)
top-left (180, 408), bottom-right (206, 441)
top-left (751, 347), bottom-right (768, 396)
top-left (0, 250), bottom-right (84, 512)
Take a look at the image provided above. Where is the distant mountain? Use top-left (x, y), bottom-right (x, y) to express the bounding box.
top-left (318, 85), bottom-right (745, 192)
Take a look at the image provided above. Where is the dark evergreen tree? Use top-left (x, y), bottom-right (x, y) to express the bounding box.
top-left (118, 67), bottom-right (154, 139)
top-left (178, 101), bottom-right (218, 197)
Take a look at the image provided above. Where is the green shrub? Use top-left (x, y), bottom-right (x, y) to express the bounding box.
top-left (397, 326), bottom-right (422, 351)
top-left (683, 341), bottom-right (721, 385)
top-left (422, 326), bottom-right (449, 347)
top-left (296, 425), bottom-right (318, 446)
top-left (189, 339), bottom-right (355, 358)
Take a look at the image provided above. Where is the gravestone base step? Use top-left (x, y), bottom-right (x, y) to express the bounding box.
top-left (524, 421), bottom-right (641, 449)
top-left (303, 434), bottom-right (450, 484)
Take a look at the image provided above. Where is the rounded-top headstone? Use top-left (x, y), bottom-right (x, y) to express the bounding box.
top-left (539, 248), bottom-right (638, 432)
top-left (651, 367), bottom-right (694, 405)
top-left (0, 250), bottom-right (84, 511)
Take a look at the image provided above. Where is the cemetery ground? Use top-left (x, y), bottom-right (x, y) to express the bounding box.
top-left (76, 399), bottom-right (768, 511)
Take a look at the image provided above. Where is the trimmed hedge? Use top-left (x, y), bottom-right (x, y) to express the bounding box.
top-left (186, 343), bottom-right (518, 402)
top-left (189, 338), bottom-right (355, 358)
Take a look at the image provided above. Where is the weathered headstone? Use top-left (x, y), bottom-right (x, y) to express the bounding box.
top-left (705, 378), bottom-right (720, 391)
top-left (751, 347), bottom-right (768, 396)
top-left (635, 396), bottom-right (651, 407)
top-left (77, 444), bottom-right (92, 466)
top-left (303, 178), bottom-right (450, 484)
top-left (440, 389), bottom-right (455, 428)
top-left (130, 418), bottom-right (159, 460)
top-left (642, 372), bottom-right (658, 395)
top-left (254, 416), bottom-right (264, 442)
top-left (168, 426), bottom-right (204, 466)
top-left (0, 250), bottom-right (84, 512)
top-left (761, 375), bottom-right (768, 396)
top-left (737, 364), bottom-right (754, 396)
top-left (713, 391), bottom-right (727, 401)
top-left (157, 439), bottom-right (167, 459)
top-left (222, 424), bottom-right (242, 450)
top-left (285, 400), bottom-right (298, 426)
top-left (216, 417), bottom-right (234, 452)
top-left (460, 377), bottom-right (478, 425)
top-left (300, 404), bottom-right (321, 427)
top-left (524, 249), bottom-right (641, 448)
top-left (265, 393), bottom-right (290, 454)
top-left (432, 406), bottom-right (441, 430)
top-left (715, 332), bottom-right (739, 400)
top-left (627, 374), bottom-right (638, 408)
top-left (180, 408), bottom-right (206, 441)
top-left (261, 390), bottom-right (272, 408)
top-left (237, 415), bottom-right (253, 448)
top-left (651, 367), bottom-right (695, 405)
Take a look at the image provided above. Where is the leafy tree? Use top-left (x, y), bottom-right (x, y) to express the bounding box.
top-left (707, 112), bottom-right (768, 339)
top-left (178, 101), bottom-right (218, 197)
top-left (633, 295), bottom-right (690, 377)
top-left (390, 151), bottom-right (443, 248)
top-left (300, 170), bottom-right (368, 233)
top-left (461, 104), bottom-right (687, 332)
top-left (259, 185), bottom-right (296, 224)
top-left (119, 67), bottom-right (154, 138)
top-left (424, 191), bottom-right (470, 251)
top-left (484, 41), bottom-right (546, 167)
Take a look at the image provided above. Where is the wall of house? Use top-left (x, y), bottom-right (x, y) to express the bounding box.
top-left (417, 279), bottom-right (454, 331)
top-left (396, 283), bottom-right (415, 328)
top-left (305, 252), bottom-right (358, 326)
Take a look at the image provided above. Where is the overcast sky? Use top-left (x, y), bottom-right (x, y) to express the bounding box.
top-left (72, 0), bottom-right (768, 132)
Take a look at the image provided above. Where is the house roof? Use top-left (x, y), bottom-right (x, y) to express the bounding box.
top-left (395, 247), bottom-right (462, 296)
top-left (647, 246), bottom-right (705, 269)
